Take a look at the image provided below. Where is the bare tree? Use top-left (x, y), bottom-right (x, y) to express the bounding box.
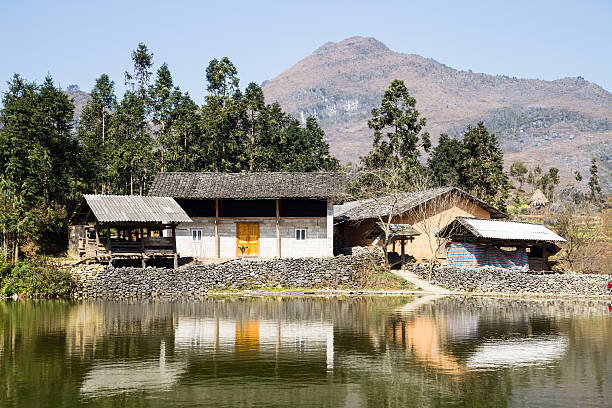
top-left (348, 163), bottom-right (411, 270)
top-left (554, 203), bottom-right (606, 273)
top-left (401, 177), bottom-right (477, 281)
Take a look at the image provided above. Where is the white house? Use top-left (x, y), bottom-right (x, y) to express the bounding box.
top-left (148, 172), bottom-right (346, 260)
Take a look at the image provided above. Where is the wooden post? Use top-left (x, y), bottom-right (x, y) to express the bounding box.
top-left (276, 199), bottom-right (281, 258)
top-left (95, 225), bottom-right (100, 258)
top-left (172, 224), bottom-right (178, 269)
top-left (400, 238), bottom-right (405, 266)
top-left (215, 199), bottom-right (220, 259)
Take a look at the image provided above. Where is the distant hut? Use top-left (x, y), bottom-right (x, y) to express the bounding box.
top-left (529, 189), bottom-right (549, 208)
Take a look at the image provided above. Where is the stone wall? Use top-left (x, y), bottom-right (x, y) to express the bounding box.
top-left (409, 263), bottom-right (612, 296)
top-left (72, 250), bottom-right (381, 298)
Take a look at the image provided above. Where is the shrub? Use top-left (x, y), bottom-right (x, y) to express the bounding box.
top-left (0, 260), bottom-right (77, 298)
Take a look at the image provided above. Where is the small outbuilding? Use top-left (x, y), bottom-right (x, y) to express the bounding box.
top-left (334, 187), bottom-right (506, 263)
top-left (529, 189), bottom-right (549, 208)
top-left (437, 217), bottom-right (566, 271)
top-left (69, 195), bottom-right (192, 267)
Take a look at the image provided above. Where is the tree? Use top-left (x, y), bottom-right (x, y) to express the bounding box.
top-left (459, 122), bottom-right (509, 210)
top-left (77, 74), bottom-right (116, 193)
top-left (574, 170), bottom-right (583, 183)
top-left (509, 161), bottom-right (528, 191)
top-left (428, 134), bottom-right (463, 187)
top-left (361, 79), bottom-right (430, 180)
top-left (125, 42), bottom-right (154, 100)
top-left (0, 75), bottom-right (78, 260)
top-left (588, 157), bottom-right (603, 208)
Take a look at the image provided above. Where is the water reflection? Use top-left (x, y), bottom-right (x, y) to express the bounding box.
top-left (1, 296), bottom-right (611, 407)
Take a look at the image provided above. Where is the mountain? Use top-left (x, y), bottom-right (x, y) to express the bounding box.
top-left (64, 89), bottom-right (91, 123)
top-left (262, 36), bottom-right (612, 190)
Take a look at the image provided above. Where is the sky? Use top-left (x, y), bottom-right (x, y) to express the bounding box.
top-left (1, 0), bottom-right (611, 102)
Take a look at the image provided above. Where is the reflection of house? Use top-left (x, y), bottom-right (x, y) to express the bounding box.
top-left (438, 217), bottom-right (566, 271)
top-left (69, 195), bottom-right (192, 267)
top-left (149, 172), bottom-right (346, 259)
top-left (335, 187), bottom-right (506, 262)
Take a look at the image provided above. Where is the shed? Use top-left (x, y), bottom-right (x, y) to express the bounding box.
top-left (69, 195), bottom-right (192, 267)
top-left (437, 217), bottom-right (565, 271)
top-left (529, 189), bottom-right (549, 207)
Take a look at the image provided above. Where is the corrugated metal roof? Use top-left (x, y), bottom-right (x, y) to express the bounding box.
top-left (83, 195), bottom-right (192, 223)
top-left (451, 217), bottom-right (566, 242)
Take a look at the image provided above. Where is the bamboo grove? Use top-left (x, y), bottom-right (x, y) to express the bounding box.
top-left (0, 43), bottom-right (339, 260)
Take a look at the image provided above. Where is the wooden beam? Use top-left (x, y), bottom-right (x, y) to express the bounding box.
top-left (172, 224), bottom-right (178, 269)
top-left (215, 199), bottom-right (220, 259)
top-left (276, 198), bottom-right (281, 258)
top-left (95, 225), bottom-right (100, 258)
top-left (400, 238), bottom-right (405, 266)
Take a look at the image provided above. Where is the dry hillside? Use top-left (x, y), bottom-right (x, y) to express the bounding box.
top-left (262, 36), bottom-right (612, 189)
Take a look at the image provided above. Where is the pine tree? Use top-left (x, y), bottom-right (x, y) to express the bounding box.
top-left (460, 122), bottom-right (509, 210)
top-left (77, 74), bottom-right (116, 193)
top-left (428, 134), bottom-right (463, 186)
top-left (361, 79), bottom-right (430, 180)
top-left (588, 157), bottom-right (602, 208)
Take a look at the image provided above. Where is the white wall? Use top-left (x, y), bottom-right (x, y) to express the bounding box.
top-left (175, 212), bottom-right (332, 260)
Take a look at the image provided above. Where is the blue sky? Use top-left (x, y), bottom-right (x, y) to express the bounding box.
top-left (1, 0), bottom-right (610, 101)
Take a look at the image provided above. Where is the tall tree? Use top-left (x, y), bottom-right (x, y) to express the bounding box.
top-left (0, 75), bottom-right (78, 260)
top-left (428, 134), bottom-right (463, 187)
top-left (588, 157), bottom-right (603, 208)
top-left (509, 161), bottom-right (528, 191)
top-left (361, 79), bottom-right (431, 179)
top-left (460, 122), bottom-right (509, 210)
top-left (77, 74), bottom-right (116, 193)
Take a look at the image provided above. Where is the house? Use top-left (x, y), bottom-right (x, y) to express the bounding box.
top-left (69, 195), bottom-right (192, 268)
top-left (148, 172), bottom-right (346, 259)
top-left (334, 187), bottom-right (506, 263)
top-left (437, 217), bottom-right (566, 271)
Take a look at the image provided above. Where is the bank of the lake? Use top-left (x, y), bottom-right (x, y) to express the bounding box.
top-left (67, 252), bottom-right (612, 299)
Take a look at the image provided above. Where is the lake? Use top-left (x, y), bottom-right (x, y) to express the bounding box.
top-left (1, 296), bottom-right (611, 407)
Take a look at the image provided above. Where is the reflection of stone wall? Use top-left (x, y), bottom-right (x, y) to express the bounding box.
top-left (72, 252), bottom-right (381, 297)
top-left (410, 263), bottom-right (612, 296)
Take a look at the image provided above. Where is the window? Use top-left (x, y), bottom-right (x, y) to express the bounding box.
top-left (191, 229), bottom-right (203, 242)
top-left (295, 228), bottom-right (307, 241)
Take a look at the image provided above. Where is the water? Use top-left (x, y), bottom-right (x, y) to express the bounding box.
top-left (1, 296), bottom-right (611, 407)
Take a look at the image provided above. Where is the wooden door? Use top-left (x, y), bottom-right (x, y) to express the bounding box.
top-left (236, 223), bottom-right (259, 257)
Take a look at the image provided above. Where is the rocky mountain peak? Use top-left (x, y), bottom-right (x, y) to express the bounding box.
top-left (313, 36), bottom-right (390, 57)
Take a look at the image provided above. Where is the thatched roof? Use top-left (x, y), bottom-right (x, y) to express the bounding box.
top-left (437, 217), bottom-right (565, 242)
top-left (71, 195), bottom-right (192, 224)
top-left (149, 172), bottom-right (346, 200)
top-left (529, 189), bottom-right (550, 206)
top-left (334, 187), bottom-right (506, 222)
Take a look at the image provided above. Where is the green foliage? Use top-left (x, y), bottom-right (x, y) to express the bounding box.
top-left (0, 75), bottom-right (79, 259)
top-left (0, 260), bottom-right (76, 297)
top-left (459, 122), bottom-right (510, 210)
top-left (361, 79), bottom-right (430, 180)
top-left (507, 195), bottom-right (529, 216)
top-left (509, 161), bottom-right (528, 190)
top-left (589, 157), bottom-right (603, 207)
top-left (428, 134), bottom-right (462, 186)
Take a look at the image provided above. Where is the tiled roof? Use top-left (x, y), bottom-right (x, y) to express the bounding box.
top-left (77, 195), bottom-right (192, 223)
top-left (334, 187), bottom-right (506, 221)
top-left (440, 217), bottom-right (566, 242)
top-left (148, 172), bottom-right (346, 199)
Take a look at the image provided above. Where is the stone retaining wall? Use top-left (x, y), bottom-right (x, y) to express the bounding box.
top-left (72, 251), bottom-right (380, 297)
top-left (409, 264), bottom-right (612, 296)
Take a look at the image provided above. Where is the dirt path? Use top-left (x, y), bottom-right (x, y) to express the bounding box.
top-left (394, 270), bottom-right (457, 295)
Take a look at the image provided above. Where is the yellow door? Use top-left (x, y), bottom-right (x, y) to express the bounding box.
top-left (236, 223), bottom-right (259, 257)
